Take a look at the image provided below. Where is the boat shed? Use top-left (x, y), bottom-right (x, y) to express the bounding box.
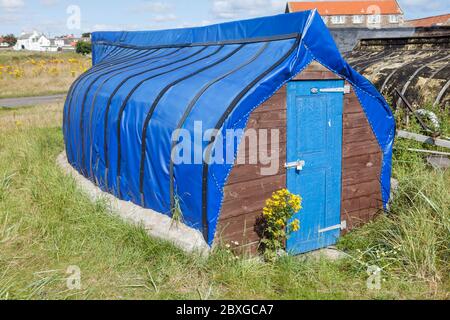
top-left (63, 10), bottom-right (395, 254)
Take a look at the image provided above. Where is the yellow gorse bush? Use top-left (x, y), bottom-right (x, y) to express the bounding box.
top-left (0, 57), bottom-right (91, 81)
top-left (261, 189), bottom-right (302, 260)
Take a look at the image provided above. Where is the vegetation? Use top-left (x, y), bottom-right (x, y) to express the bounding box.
top-left (75, 41), bottom-right (92, 55)
top-left (0, 51), bottom-right (91, 99)
top-left (261, 189), bottom-right (301, 261)
top-left (0, 101), bottom-right (447, 300)
top-left (339, 102), bottom-right (449, 293)
top-left (0, 56), bottom-right (448, 299)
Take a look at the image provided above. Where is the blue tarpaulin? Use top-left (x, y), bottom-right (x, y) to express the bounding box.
top-left (63, 10), bottom-right (395, 245)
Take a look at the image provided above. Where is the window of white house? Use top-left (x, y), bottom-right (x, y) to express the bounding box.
top-left (368, 14), bottom-right (381, 24)
top-left (322, 16), bottom-right (329, 24)
top-left (389, 15), bottom-right (399, 23)
top-left (331, 16), bottom-right (346, 24)
top-left (353, 15), bottom-right (363, 24)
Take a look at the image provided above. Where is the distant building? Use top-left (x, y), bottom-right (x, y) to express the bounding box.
top-left (286, 0), bottom-right (404, 28)
top-left (14, 31), bottom-right (51, 51)
top-left (14, 31), bottom-right (80, 52)
top-left (0, 37), bottom-right (9, 48)
top-left (406, 14), bottom-right (450, 27)
top-left (43, 36), bottom-right (79, 52)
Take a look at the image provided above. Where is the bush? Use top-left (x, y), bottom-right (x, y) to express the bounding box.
top-left (260, 189), bottom-right (302, 261)
top-left (76, 41), bottom-right (91, 55)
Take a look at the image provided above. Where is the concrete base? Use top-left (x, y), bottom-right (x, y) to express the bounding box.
top-left (301, 247), bottom-right (348, 262)
top-left (56, 152), bottom-right (210, 255)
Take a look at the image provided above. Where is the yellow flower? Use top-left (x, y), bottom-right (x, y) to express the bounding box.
top-left (291, 219), bottom-right (300, 232)
top-left (263, 207), bottom-right (273, 217)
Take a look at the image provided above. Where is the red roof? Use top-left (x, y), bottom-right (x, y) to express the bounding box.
top-left (407, 14), bottom-right (450, 27)
top-left (287, 0), bottom-right (403, 16)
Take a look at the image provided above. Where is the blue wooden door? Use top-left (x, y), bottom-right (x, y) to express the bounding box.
top-left (286, 80), bottom-right (344, 255)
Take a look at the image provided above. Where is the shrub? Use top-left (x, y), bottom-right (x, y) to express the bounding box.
top-left (76, 41), bottom-right (92, 55)
top-left (260, 189), bottom-right (302, 261)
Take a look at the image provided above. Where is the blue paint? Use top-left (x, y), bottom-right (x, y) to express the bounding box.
top-left (286, 80), bottom-right (344, 255)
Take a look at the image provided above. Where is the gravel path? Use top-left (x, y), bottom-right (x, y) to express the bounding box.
top-left (0, 94), bottom-right (66, 108)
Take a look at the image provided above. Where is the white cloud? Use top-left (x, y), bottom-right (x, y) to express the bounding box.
top-left (209, 0), bottom-right (448, 21)
top-left (91, 24), bottom-right (122, 32)
top-left (39, 0), bottom-right (60, 6)
top-left (398, 0), bottom-right (448, 15)
top-left (153, 13), bottom-right (178, 23)
top-left (0, 0), bottom-right (25, 11)
top-left (399, 0), bottom-right (442, 8)
top-left (211, 0), bottom-right (285, 20)
top-left (143, 1), bottom-right (171, 13)
top-left (132, 1), bottom-right (173, 13)
top-left (130, 1), bottom-right (178, 24)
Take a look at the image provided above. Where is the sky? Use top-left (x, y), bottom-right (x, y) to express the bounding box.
top-left (0, 0), bottom-right (448, 36)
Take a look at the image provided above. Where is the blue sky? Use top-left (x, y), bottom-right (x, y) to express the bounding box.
top-left (0, 0), bottom-right (448, 36)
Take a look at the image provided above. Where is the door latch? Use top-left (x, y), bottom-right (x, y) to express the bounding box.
top-left (285, 160), bottom-right (306, 171)
top-left (311, 85), bottom-right (351, 94)
top-left (318, 221), bottom-right (347, 234)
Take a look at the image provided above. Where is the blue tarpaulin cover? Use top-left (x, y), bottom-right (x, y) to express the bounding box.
top-left (63, 10), bottom-right (395, 245)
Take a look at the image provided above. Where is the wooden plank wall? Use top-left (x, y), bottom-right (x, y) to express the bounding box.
top-left (216, 87), bottom-right (288, 252)
top-left (215, 62), bottom-right (383, 253)
top-left (342, 88), bottom-right (384, 229)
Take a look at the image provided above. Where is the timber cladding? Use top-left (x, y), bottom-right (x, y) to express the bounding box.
top-left (341, 89), bottom-right (383, 229)
top-left (215, 62), bottom-right (383, 253)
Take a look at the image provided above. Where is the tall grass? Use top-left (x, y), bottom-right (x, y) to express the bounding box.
top-left (339, 103), bottom-right (449, 294)
top-left (0, 103), bottom-right (448, 299)
top-left (340, 156), bottom-right (449, 287)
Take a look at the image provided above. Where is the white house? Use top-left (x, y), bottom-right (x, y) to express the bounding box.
top-left (50, 37), bottom-right (77, 51)
top-left (14, 31), bottom-right (51, 51)
top-left (13, 31), bottom-right (79, 52)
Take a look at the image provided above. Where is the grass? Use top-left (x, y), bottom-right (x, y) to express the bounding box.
top-left (339, 103), bottom-right (450, 295)
top-left (0, 50), bottom-right (91, 99)
top-left (339, 146), bottom-right (449, 287)
top-left (0, 102), bottom-right (448, 300)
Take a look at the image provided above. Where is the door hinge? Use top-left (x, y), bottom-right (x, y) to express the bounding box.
top-left (311, 85), bottom-right (351, 94)
top-left (285, 160), bottom-right (305, 171)
top-left (318, 221), bottom-right (347, 234)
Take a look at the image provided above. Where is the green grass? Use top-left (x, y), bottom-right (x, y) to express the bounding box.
top-left (0, 103), bottom-right (448, 300)
top-left (339, 146), bottom-right (449, 285)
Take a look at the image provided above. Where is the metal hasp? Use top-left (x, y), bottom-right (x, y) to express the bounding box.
top-left (318, 221), bottom-right (347, 234)
top-left (285, 160), bottom-right (306, 171)
top-left (311, 85), bottom-right (351, 94)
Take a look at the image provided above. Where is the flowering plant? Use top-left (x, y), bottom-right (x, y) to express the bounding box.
top-left (260, 189), bottom-right (302, 260)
